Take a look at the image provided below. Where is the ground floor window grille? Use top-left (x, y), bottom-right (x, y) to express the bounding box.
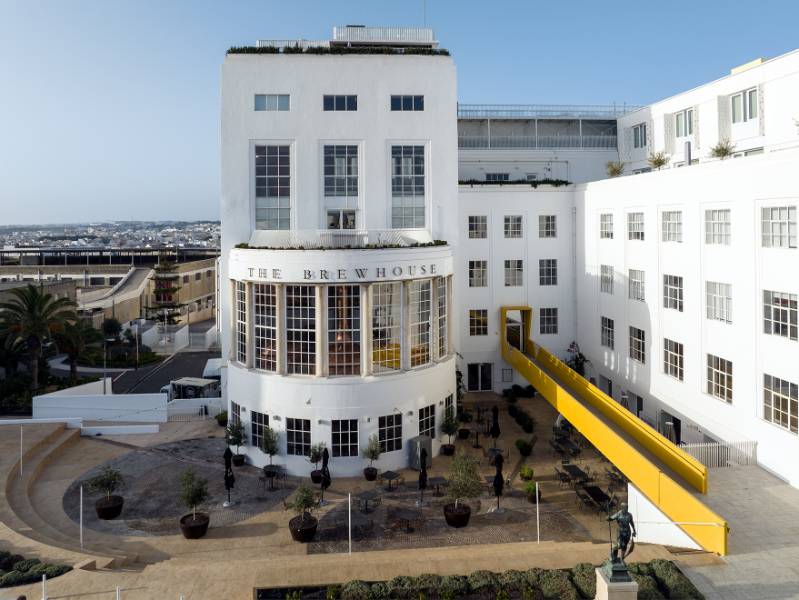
top-left (379, 414), bottom-right (403, 452)
top-left (251, 410), bottom-right (269, 449)
top-left (286, 417), bottom-right (311, 456)
top-left (332, 419), bottom-right (359, 457)
top-left (763, 373), bottom-right (798, 434)
top-left (419, 404), bottom-right (436, 438)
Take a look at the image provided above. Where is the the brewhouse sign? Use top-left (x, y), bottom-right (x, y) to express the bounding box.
top-left (243, 263), bottom-right (440, 282)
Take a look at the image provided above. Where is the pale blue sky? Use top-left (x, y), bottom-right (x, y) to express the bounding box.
top-left (2, 0), bottom-right (798, 225)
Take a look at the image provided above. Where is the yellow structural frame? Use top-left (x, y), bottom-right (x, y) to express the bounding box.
top-left (500, 306), bottom-right (728, 555)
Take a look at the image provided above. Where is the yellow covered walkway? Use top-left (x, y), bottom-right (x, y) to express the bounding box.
top-left (500, 307), bottom-right (728, 555)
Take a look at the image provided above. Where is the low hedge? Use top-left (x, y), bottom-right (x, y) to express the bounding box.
top-left (0, 550), bottom-right (71, 589)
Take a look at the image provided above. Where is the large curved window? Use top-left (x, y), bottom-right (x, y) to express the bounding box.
top-left (235, 281), bottom-right (247, 364)
top-left (409, 279), bottom-right (432, 367)
top-left (437, 277), bottom-right (448, 358)
top-left (254, 283), bottom-right (277, 371)
top-left (372, 282), bottom-right (401, 373)
top-left (328, 285), bottom-right (361, 376)
top-left (286, 285), bottom-right (316, 375)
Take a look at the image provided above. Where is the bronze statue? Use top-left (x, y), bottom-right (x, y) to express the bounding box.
top-left (603, 502), bottom-right (636, 582)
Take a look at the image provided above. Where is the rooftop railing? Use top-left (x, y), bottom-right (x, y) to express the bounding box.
top-left (246, 229), bottom-right (440, 249)
top-left (458, 103), bottom-right (641, 120)
top-left (256, 39), bottom-right (330, 49)
top-left (332, 26), bottom-right (436, 45)
top-left (459, 134), bottom-right (618, 150)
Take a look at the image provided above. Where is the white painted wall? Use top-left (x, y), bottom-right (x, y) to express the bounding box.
top-left (458, 148), bottom-right (617, 184)
top-left (627, 483), bottom-right (702, 550)
top-left (33, 391), bottom-right (168, 422)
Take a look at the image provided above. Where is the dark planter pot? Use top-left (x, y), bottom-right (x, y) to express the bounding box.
top-left (289, 515), bottom-right (318, 543)
top-left (95, 495), bottom-right (124, 520)
top-left (526, 490), bottom-right (542, 504)
top-left (440, 444), bottom-right (456, 456)
top-left (231, 454), bottom-right (245, 467)
top-left (216, 417), bottom-right (228, 427)
top-left (457, 428), bottom-right (471, 440)
top-left (363, 466), bottom-right (378, 481)
top-left (179, 513), bottom-right (210, 539)
top-left (443, 503), bottom-right (471, 528)
top-left (310, 469), bottom-right (323, 484)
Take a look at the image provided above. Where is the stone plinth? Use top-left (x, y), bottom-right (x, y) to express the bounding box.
top-left (595, 567), bottom-right (639, 600)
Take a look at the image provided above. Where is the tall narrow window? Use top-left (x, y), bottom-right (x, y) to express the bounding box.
top-left (468, 260), bottom-right (488, 287)
top-left (761, 206), bottom-right (797, 248)
top-left (391, 145), bottom-right (425, 228)
top-left (600, 213), bottom-right (614, 239)
top-left (328, 285), bottom-right (361, 376)
top-left (235, 281), bottom-right (247, 364)
top-left (250, 411), bottom-right (269, 448)
top-left (662, 211), bottom-right (682, 242)
top-left (633, 123), bottom-right (647, 148)
top-left (378, 414), bottom-right (402, 452)
top-left (445, 394), bottom-right (454, 419)
top-left (504, 215), bottom-right (523, 238)
top-left (705, 209), bottom-right (731, 245)
top-left (286, 418), bottom-right (311, 456)
top-left (627, 213), bottom-right (645, 240)
top-left (663, 275), bottom-right (684, 312)
top-left (675, 108), bottom-right (693, 137)
top-left (706, 354), bottom-right (733, 403)
top-left (468, 216), bottom-right (488, 239)
top-left (601, 317), bottom-right (615, 349)
top-left (629, 270), bottom-right (645, 301)
top-left (372, 282), bottom-right (401, 373)
top-left (254, 283), bottom-right (277, 371)
top-left (324, 145), bottom-right (359, 198)
top-left (763, 290), bottom-right (798, 340)
top-left (504, 260), bottom-right (523, 287)
top-left (763, 374), bottom-right (797, 434)
top-left (255, 145), bottom-right (290, 230)
top-left (538, 259), bottom-right (557, 286)
top-left (629, 326), bottom-right (646, 363)
top-left (419, 404), bottom-right (436, 438)
top-left (409, 280), bottom-right (432, 367)
top-left (332, 419), bottom-right (359, 457)
top-left (600, 265), bottom-right (614, 294)
top-left (230, 401), bottom-right (241, 426)
top-left (437, 277), bottom-right (448, 357)
top-left (706, 282), bottom-right (732, 323)
top-left (538, 215), bottom-right (557, 238)
top-left (285, 285), bottom-right (316, 375)
top-left (663, 338), bottom-right (684, 381)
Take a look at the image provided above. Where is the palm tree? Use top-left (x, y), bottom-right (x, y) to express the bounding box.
top-left (0, 332), bottom-right (26, 377)
top-left (55, 318), bottom-right (99, 383)
top-left (0, 285), bottom-right (77, 391)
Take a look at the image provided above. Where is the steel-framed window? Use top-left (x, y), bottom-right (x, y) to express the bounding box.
top-left (663, 275), bottom-right (684, 312)
top-left (254, 94), bottom-right (289, 111)
top-left (662, 211), bottom-right (682, 242)
top-left (468, 215), bottom-right (487, 239)
top-left (409, 280), bottom-right (432, 366)
top-left (600, 213), bottom-right (614, 239)
top-left (324, 145), bottom-right (358, 198)
top-left (539, 259), bottom-right (557, 286)
top-left (763, 290), bottom-right (798, 341)
top-left (323, 95), bottom-right (357, 111)
top-left (378, 414), bottom-right (402, 452)
top-left (706, 354), bottom-right (733, 403)
top-left (538, 215), bottom-right (557, 238)
top-left (419, 404), bottom-right (435, 438)
top-left (332, 419), bottom-right (359, 457)
top-left (663, 338), bottom-right (684, 381)
top-left (230, 401), bottom-right (241, 426)
top-left (255, 145), bottom-right (290, 230)
top-left (328, 285), bottom-right (361, 376)
top-left (372, 282), bottom-right (402, 373)
top-left (633, 123), bottom-right (647, 148)
top-left (629, 269), bottom-right (645, 301)
top-left (504, 259), bottom-right (523, 287)
top-left (540, 308), bottom-right (558, 335)
top-left (763, 374), bottom-right (798, 434)
top-left (286, 417), bottom-right (311, 456)
top-left (675, 108), bottom-right (694, 137)
top-left (235, 281), bottom-right (247, 364)
top-left (731, 88), bottom-right (757, 124)
top-left (469, 309), bottom-right (488, 336)
top-left (285, 285), bottom-right (316, 375)
top-left (761, 206), bottom-right (797, 248)
top-left (468, 260), bottom-right (488, 287)
top-left (254, 283), bottom-right (277, 372)
top-left (627, 213), bottom-right (645, 240)
top-left (600, 265), bottom-right (614, 294)
top-left (486, 173), bottom-right (509, 182)
top-left (391, 95), bottom-right (424, 111)
top-left (251, 410), bottom-right (269, 449)
top-left (705, 209), bottom-right (731, 245)
top-left (504, 215), bottom-right (523, 238)
top-left (437, 277), bottom-right (448, 357)
top-left (391, 145), bottom-right (425, 228)
top-left (601, 316), bottom-right (615, 349)
top-left (706, 282), bottom-right (732, 323)
top-left (629, 326), bottom-right (646, 364)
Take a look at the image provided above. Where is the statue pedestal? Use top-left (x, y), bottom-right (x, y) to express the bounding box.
top-left (594, 568), bottom-right (638, 600)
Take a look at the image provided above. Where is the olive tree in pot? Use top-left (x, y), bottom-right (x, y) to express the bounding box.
top-left (85, 467), bottom-right (125, 520)
top-left (259, 426), bottom-right (279, 465)
top-left (361, 434), bottom-right (381, 481)
top-left (215, 410), bottom-right (228, 428)
top-left (225, 421), bottom-right (246, 466)
top-left (440, 414), bottom-right (458, 456)
top-left (179, 467), bottom-right (210, 539)
top-left (288, 484), bottom-right (318, 543)
top-left (308, 443), bottom-right (325, 484)
top-left (444, 450), bottom-right (483, 528)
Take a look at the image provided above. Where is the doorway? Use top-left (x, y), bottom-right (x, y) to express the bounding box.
top-left (467, 363), bottom-right (493, 392)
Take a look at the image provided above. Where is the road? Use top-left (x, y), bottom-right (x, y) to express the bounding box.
top-left (113, 351), bottom-right (221, 393)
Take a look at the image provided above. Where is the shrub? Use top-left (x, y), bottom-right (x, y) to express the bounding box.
top-left (496, 590), bottom-right (509, 600)
top-left (525, 385), bottom-right (536, 397)
top-left (440, 414), bottom-right (459, 444)
top-left (215, 410), bottom-right (228, 427)
top-left (438, 575), bottom-right (470, 599)
top-left (260, 426), bottom-right (280, 463)
top-left (522, 586), bottom-right (544, 600)
top-left (327, 584), bottom-right (342, 600)
top-left (497, 570), bottom-right (528, 593)
top-left (710, 139), bottom-right (735, 160)
top-left (629, 572), bottom-right (665, 599)
top-left (467, 570), bottom-right (498, 594)
top-left (341, 580), bottom-right (371, 600)
top-left (570, 563), bottom-right (596, 599)
top-left (225, 421), bottom-right (245, 454)
top-left (12, 558), bottom-right (40, 572)
top-left (288, 484), bottom-right (317, 524)
top-left (415, 574), bottom-right (442, 592)
top-left (606, 161), bottom-right (625, 178)
top-left (519, 465), bottom-right (534, 480)
top-left (523, 481), bottom-right (540, 501)
top-left (0, 552), bottom-right (23, 571)
top-left (367, 581), bottom-right (390, 599)
top-left (649, 559), bottom-right (704, 600)
top-left (535, 569), bottom-right (579, 600)
top-left (508, 404), bottom-right (520, 418)
top-left (516, 439), bottom-right (533, 456)
top-left (512, 384), bottom-right (524, 396)
top-left (648, 151), bottom-right (669, 170)
top-left (387, 575), bottom-right (418, 598)
top-left (85, 466), bottom-right (124, 500)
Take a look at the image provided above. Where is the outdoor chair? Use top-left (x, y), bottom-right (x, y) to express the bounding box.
top-left (554, 467), bottom-right (571, 488)
top-left (574, 489), bottom-right (594, 511)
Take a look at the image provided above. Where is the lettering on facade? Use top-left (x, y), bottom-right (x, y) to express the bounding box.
top-left (249, 264), bottom-right (442, 282)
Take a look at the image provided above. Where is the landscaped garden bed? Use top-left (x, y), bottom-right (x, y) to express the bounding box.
top-left (0, 550), bottom-right (71, 588)
top-left (254, 560), bottom-right (704, 599)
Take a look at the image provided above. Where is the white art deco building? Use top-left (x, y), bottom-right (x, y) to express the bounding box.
top-left (221, 27), bottom-right (799, 486)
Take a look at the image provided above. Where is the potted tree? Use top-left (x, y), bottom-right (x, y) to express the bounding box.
top-left (215, 410), bottom-right (228, 428)
top-left (288, 484), bottom-right (318, 543)
top-left (524, 481), bottom-right (542, 504)
top-left (308, 442), bottom-right (325, 484)
top-left (457, 409), bottom-right (473, 440)
top-left (260, 426), bottom-right (279, 465)
top-left (443, 450), bottom-right (483, 528)
top-left (85, 467), bottom-right (125, 520)
top-left (606, 160), bottom-right (625, 178)
top-left (361, 434), bottom-right (381, 481)
top-left (440, 414), bottom-right (458, 456)
top-left (178, 467), bottom-right (210, 539)
top-left (225, 420), bottom-right (246, 466)
top-left (710, 139), bottom-right (735, 160)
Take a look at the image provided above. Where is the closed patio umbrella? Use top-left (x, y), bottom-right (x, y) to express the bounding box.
top-left (223, 447), bottom-right (236, 507)
top-left (320, 447), bottom-right (332, 505)
top-left (490, 405), bottom-right (501, 444)
top-left (417, 447), bottom-right (428, 507)
top-left (492, 453), bottom-right (504, 513)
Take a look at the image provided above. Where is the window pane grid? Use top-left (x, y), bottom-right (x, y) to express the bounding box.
top-left (286, 285), bottom-right (316, 375)
top-left (250, 410), bottom-right (269, 449)
top-left (469, 309), bottom-right (488, 336)
top-left (324, 145), bottom-right (359, 198)
top-left (706, 354), bottom-right (733, 403)
top-left (378, 414), bottom-right (402, 452)
top-left (504, 215), bottom-right (523, 238)
top-left (437, 277), bottom-right (448, 357)
top-left (663, 274), bottom-right (684, 312)
top-left (390, 95), bottom-right (424, 111)
top-left (468, 216), bottom-right (487, 239)
top-left (761, 206), bottom-right (797, 248)
top-left (600, 213), bottom-right (614, 239)
top-left (706, 281), bottom-right (732, 323)
top-left (235, 281), bottom-right (247, 364)
top-left (332, 419), bottom-right (359, 457)
top-left (254, 94), bottom-right (290, 111)
top-left (629, 326), bottom-right (646, 364)
top-left (391, 145), bottom-right (425, 228)
top-left (419, 404), bottom-right (435, 438)
top-left (538, 215), bottom-right (557, 238)
top-left (663, 338), bottom-right (684, 381)
top-left (627, 213), bottom-right (645, 240)
top-left (254, 283), bottom-right (277, 371)
top-left (286, 417), bottom-right (311, 456)
top-left (323, 95), bottom-right (357, 111)
top-left (763, 374), bottom-right (798, 434)
top-left (540, 308), bottom-right (558, 335)
top-left (763, 290), bottom-right (798, 340)
top-left (601, 316), bottom-right (615, 349)
top-left (539, 259), bottom-right (558, 286)
top-left (705, 209), bottom-right (731, 245)
top-left (372, 282), bottom-right (402, 373)
top-left (469, 260), bottom-right (488, 287)
top-left (662, 211), bottom-right (683, 242)
top-left (504, 259), bottom-right (523, 287)
top-left (328, 285), bottom-right (361, 376)
top-left (255, 145), bottom-right (290, 230)
top-left (600, 265), bottom-right (614, 294)
top-left (409, 280), bottom-right (432, 366)
top-left (629, 270), bottom-right (645, 301)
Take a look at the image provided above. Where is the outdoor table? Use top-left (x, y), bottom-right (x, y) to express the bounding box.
top-left (263, 465), bottom-right (279, 491)
top-left (393, 506), bottom-right (420, 533)
top-left (563, 464), bottom-right (587, 482)
top-left (428, 475), bottom-right (448, 496)
top-left (583, 485), bottom-right (610, 509)
top-left (357, 488), bottom-right (381, 513)
top-left (559, 437), bottom-right (581, 456)
top-left (471, 427), bottom-right (482, 449)
top-left (382, 470), bottom-right (400, 491)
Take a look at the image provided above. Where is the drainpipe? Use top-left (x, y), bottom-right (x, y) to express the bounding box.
top-left (685, 141), bottom-right (692, 165)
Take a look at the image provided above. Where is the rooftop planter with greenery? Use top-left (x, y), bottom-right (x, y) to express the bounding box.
top-left (227, 45), bottom-right (450, 56)
top-left (459, 178), bottom-right (572, 188)
top-left (234, 240), bottom-right (448, 250)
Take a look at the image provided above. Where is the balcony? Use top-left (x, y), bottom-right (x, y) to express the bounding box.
top-left (458, 134), bottom-right (618, 150)
top-left (458, 103), bottom-right (641, 120)
top-left (246, 229), bottom-right (442, 250)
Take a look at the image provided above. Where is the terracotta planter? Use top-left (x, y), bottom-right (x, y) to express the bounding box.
top-left (289, 515), bottom-right (318, 543)
top-left (457, 428), bottom-right (471, 440)
top-left (443, 503), bottom-right (471, 528)
top-left (363, 466), bottom-right (378, 481)
top-left (310, 469), bottom-right (323, 484)
top-left (179, 513), bottom-right (210, 539)
top-left (440, 444), bottom-right (455, 456)
top-left (95, 495), bottom-right (124, 520)
top-left (231, 454), bottom-right (245, 467)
